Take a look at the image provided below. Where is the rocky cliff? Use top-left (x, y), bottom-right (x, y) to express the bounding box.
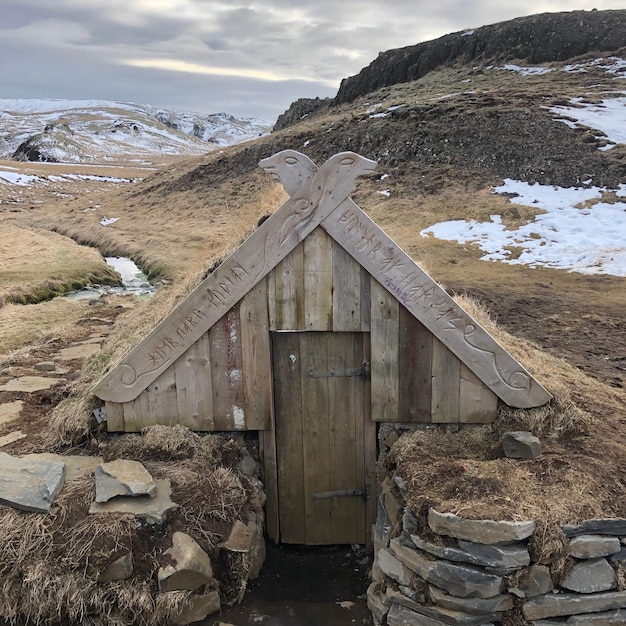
top-left (335, 9), bottom-right (626, 104)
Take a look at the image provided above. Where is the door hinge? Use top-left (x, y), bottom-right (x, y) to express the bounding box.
top-left (312, 486), bottom-right (369, 501)
top-left (308, 361), bottom-right (370, 380)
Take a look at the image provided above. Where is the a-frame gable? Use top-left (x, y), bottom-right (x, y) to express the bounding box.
top-left (93, 150), bottom-right (551, 413)
top-left (93, 151), bottom-right (377, 403)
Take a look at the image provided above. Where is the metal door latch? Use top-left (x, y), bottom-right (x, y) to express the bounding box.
top-left (312, 486), bottom-right (369, 501)
top-left (308, 361), bottom-right (370, 380)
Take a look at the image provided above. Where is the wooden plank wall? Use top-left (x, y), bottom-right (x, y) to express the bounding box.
top-left (106, 277), bottom-right (273, 432)
top-left (107, 227), bottom-right (498, 430)
top-left (268, 228), bottom-right (370, 333)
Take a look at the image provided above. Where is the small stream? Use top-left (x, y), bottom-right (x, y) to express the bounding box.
top-left (66, 256), bottom-right (155, 300)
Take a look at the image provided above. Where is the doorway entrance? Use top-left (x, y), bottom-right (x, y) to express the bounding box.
top-left (272, 332), bottom-right (376, 545)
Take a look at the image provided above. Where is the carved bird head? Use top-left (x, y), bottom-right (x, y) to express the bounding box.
top-left (259, 150), bottom-right (317, 196)
top-left (308, 152), bottom-right (377, 208)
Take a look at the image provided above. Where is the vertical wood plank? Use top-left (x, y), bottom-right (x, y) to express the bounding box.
top-left (133, 388), bottom-right (152, 430)
top-left (260, 428), bottom-right (280, 543)
top-left (460, 364), bottom-right (498, 423)
top-left (144, 366), bottom-right (178, 427)
top-left (332, 244), bottom-right (362, 331)
top-left (240, 278), bottom-right (272, 430)
top-left (210, 307), bottom-right (245, 430)
top-left (304, 227), bottom-right (333, 331)
top-left (273, 333), bottom-right (306, 544)
top-left (398, 307), bottom-right (433, 422)
top-left (105, 401), bottom-right (125, 432)
top-left (122, 399), bottom-right (141, 432)
top-left (301, 332), bottom-right (332, 544)
top-left (275, 242), bottom-right (304, 330)
top-left (362, 333), bottom-right (377, 547)
top-left (352, 334), bottom-right (369, 545)
top-left (328, 333), bottom-right (359, 544)
top-left (360, 268), bottom-right (371, 331)
top-left (371, 280), bottom-right (399, 422)
top-left (431, 337), bottom-right (461, 423)
top-left (267, 267), bottom-right (277, 331)
top-left (175, 333), bottom-right (214, 430)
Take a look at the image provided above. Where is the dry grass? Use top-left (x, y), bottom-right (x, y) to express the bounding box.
top-left (0, 300), bottom-right (92, 358)
top-left (0, 224), bottom-right (120, 305)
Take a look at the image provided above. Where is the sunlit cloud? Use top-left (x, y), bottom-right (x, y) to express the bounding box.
top-left (124, 58), bottom-right (337, 86)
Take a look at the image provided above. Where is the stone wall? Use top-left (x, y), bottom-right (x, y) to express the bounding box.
top-left (368, 474), bottom-right (626, 625)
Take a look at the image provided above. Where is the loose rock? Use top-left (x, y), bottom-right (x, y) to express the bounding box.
top-left (508, 563), bottom-right (553, 598)
top-left (560, 558), bottom-right (616, 594)
top-left (158, 532), bottom-right (214, 592)
top-left (502, 431), bottom-right (541, 458)
top-left (172, 590), bottom-right (221, 625)
top-left (94, 459), bottom-right (157, 502)
top-left (97, 552), bottom-right (134, 583)
top-left (0, 451), bottom-right (66, 512)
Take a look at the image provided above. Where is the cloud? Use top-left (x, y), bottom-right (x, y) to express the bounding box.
top-left (1, 0), bottom-right (624, 121)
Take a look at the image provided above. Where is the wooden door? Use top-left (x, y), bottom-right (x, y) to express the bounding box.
top-left (272, 332), bottom-right (376, 545)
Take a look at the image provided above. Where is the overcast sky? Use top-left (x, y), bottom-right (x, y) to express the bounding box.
top-left (1, 1), bottom-right (623, 122)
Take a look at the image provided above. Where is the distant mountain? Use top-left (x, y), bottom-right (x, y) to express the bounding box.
top-left (0, 99), bottom-right (271, 163)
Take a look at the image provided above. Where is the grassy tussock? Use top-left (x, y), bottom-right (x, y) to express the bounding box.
top-left (386, 295), bottom-right (625, 534)
top-left (0, 425), bottom-right (258, 625)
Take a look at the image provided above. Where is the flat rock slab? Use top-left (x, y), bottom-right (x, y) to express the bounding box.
top-left (34, 361), bottom-right (56, 372)
top-left (0, 431), bottom-right (27, 447)
top-left (389, 538), bottom-right (504, 599)
top-left (0, 376), bottom-right (62, 392)
top-left (428, 508), bottom-right (536, 544)
top-left (563, 519), bottom-right (626, 537)
top-left (57, 344), bottom-right (101, 360)
top-left (0, 400), bottom-right (23, 426)
top-left (95, 459), bottom-right (157, 502)
top-left (89, 478), bottom-right (177, 524)
top-left (523, 590), bottom-right (626, 620)
top-left (569, 535), bottom-right (622, 559)
top-left (0, 451), bottom-right (66, 512)
top-left (24, 453), bottom-right (103, 482)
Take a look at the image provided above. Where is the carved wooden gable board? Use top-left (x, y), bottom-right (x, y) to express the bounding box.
top-left (94, 150), bottom-right (551, 432)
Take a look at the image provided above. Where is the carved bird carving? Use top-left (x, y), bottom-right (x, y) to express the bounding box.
top-left (258, 149), bottom-right (317, 197)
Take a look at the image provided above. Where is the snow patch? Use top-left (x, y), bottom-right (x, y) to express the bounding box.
top-left (549, 96), bottom-right (626, 148)
top-left (421, 180), bottom-right (626, 276)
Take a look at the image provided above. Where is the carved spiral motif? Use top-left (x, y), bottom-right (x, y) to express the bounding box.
top-left (507, 370), bottom-right (532, 391)
top-left (120, 364), bottom-right (139, 386)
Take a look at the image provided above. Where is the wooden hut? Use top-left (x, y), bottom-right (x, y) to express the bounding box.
top-left (93, 150), bottom-right (551, 546)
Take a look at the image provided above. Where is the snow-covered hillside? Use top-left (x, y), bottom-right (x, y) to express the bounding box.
top-left (420, 62), bottom-right (626, 277)
top-left (0, 99), bottom-right (271, 164)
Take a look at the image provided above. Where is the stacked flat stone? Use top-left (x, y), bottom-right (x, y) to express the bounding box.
top-left (368, 472), bottom-right (626, 626)
top-left (524, 520), bottom-right (626, 623)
